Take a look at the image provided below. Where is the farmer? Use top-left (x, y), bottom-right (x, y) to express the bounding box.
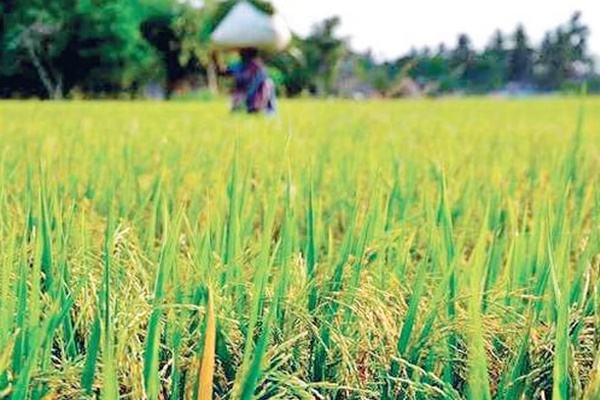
top-left (213, 48), bottom-right (276, 115)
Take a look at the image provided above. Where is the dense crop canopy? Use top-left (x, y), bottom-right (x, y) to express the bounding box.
top-left (0, 99), bottom-right (599, 399)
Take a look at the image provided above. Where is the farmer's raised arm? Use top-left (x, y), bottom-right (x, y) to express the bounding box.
top-left (211, 52), bottom-right (232, 76)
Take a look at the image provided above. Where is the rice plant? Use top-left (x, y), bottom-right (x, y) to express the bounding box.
top-left (0, 98), bottom-right (598, 399)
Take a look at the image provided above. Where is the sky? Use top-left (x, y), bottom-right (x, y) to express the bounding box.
top-left (271, 0), bottom-right (600, 61)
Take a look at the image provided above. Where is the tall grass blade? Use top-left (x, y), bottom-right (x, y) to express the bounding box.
top-left (197, 288), bottom-right (216, 400)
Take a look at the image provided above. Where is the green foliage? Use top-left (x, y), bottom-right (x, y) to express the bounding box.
top-left (536, 12), bottom-right (591, 91)
top-left (67, 1), bottom-right (161, 91)
top-left (0, 0), bottom-right (163, 98)
top-left (266, 42), bottom-right (310, 96)
top-left (347, 13), bottom-right (597, 97)
top-left (4, 3), bottom-right (596, 99)
top-left (4, 98), bottom-right (600, 398)
top-left (301, 16), bottom-right (347, 95)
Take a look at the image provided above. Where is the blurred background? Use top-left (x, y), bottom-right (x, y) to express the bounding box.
top-left (1, 0), bottom-right (599, 100)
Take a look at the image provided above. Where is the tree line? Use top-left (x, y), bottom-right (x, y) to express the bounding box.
top-left (1, 0), bottom-right (598, 99)
top-left (371, 12), bottom-right (598, 96)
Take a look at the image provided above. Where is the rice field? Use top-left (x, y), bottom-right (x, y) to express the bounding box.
top-left (0, 98), bottom-right (599, 399)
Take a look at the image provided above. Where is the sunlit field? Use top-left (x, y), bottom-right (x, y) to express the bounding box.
top-left (0, 98), bottom-right (599, 399)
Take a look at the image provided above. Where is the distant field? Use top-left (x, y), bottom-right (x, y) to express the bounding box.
top-left (0, 98), bottom-right (599, 399)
